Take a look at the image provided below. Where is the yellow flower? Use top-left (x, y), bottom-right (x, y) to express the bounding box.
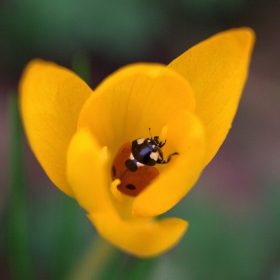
top-left (19, 28), bottom-right (255, 257)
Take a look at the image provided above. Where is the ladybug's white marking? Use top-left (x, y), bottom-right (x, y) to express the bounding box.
top-left (150, 152), bottom-right (158, 162)
top-left (137, 138), bottom-right (145, 145)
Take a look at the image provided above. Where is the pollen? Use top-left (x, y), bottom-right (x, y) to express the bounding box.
top-left (159, 125), bottom-right (168, 143)
top-left (110, 179), bottom-right (125, 202)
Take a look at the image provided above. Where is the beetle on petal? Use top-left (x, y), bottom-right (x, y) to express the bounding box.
top-left (112, 129), bottom-right (179, 196)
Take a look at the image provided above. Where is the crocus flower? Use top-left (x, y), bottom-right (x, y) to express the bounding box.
top-left (19, 28), bottom-right (255, 257)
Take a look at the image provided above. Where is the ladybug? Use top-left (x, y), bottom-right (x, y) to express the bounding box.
top-left (111, 129), bottom-right (179, 196)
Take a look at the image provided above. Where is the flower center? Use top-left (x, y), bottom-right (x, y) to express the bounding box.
top-left (111, 142), bottom-right (159, 197)
top-left (110, 127), bottom-right (178, 197)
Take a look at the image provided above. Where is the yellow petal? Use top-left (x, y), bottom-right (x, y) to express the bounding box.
top-left (88, 212), bottom-right (188, 258)
top-left (67, 129), bottom-right (189, 257)
top-left (66, 128), bottom-right (114, 214)
top-left (168, 28), bottom-right (255, 165)
top-left (78, 63), bottom-right (196, 153)
top-left (19, 59), bottom-right (92, 196)
top-left (132, 110), bottom-right (205, 217)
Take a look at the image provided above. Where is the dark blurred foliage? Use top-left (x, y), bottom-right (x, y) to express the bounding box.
top-left (0, 0), bottom-right (258, 83)
top-left (1, 0), bottom-right (280, 279)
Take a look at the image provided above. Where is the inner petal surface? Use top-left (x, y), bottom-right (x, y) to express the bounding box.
top-left (78, 63), bottom-right (196, 156)
top-left (133, 110), bottom-right (206, 217)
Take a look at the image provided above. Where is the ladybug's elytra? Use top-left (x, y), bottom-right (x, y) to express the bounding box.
top-left (111, 129), bottom-right (178, 196)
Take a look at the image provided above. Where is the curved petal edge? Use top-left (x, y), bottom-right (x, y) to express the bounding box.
top-left (168, 27), bottom-right (255, 166)
top-left (88, 212), bottom-right (188, 258)
top-left (19, 59), bottom-right (93, 196)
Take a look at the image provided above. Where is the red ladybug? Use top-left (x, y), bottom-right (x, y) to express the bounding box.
top-left (111, 129), bottom-right (178, 196)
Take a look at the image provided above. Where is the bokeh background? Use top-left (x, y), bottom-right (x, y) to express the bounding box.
top-left (1, 0), bottom-right (280, 279)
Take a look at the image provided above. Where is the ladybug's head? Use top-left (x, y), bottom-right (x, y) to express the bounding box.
top-left (148, 128), bottom-right (166, 149)
top-left (151, 136), bottom-right (166, 148)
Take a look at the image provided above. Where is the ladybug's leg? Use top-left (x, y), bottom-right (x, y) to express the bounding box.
top-left (156, 151), bottom-right (179, 164)
top-left (159, 139), bottom-right (167, 148)
top-left (153, 136), bottom-right (166, 148)
top-left (166, 152), bottom-right (179, 163)
top-left (157, 148), bottom-right (164, 162)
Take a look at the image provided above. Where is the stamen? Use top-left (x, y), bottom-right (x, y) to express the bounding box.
top-left (159, 125), bottom-right (168, 143)
top-left (110, 179), bottom-right (126, 202)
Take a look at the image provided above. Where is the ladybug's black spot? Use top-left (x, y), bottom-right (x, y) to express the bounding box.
top-left (112, 166), bottom-right (116, 177)
top-left (125, 159), bottom-right (137, 172)
top-left (126, 184), bottom-right (136, 190)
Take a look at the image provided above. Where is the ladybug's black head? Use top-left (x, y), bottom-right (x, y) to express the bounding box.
top-left (148, 128), bottom-right (167, 149)
top-left (152, 136), bottom-right (166, 148)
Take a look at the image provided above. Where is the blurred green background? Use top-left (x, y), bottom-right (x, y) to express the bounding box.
top-left (1, 0), bottom-right (280, 279)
